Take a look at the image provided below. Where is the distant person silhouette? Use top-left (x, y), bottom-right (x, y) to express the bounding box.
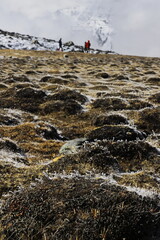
top-left (88, 40), bottom-right (91, 50)
top-left (84, 41), bottom-right (87, 52)
top-left (84, 40), bottom-right (91, 52)
top-left (58, 38), bottom-right (63, 51)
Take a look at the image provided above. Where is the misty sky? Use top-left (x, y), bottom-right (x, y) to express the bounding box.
top-left (0, 0), bottom-right (160, 57)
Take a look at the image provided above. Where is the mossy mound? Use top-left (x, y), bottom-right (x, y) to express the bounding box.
top-left (0, 138), bottom-right (24, 155)
top-left (0, 114), bottom-right (20, 126)
top-left (86, 125), bottom-right (146, 141)
top-left (136, 107), bottom-right (160, 133)
top-left (149, 93), bottom-right (160, 103)
top-left (55, 140), bottom-right (159, 173)
top-left (147, 77), bottom-right (160, 84)
top-left (0, 87), bottom-right (46, 113)
top-left (50, 141), bottom-right (118, 174)
top-left (102, 140), bottom-right (160, 171)
top-left (41, 99), bottom-right (83, 115)
top-left (15, 87), bottom-right (46, 99)
top-left (1, 178), bottom-right (159, 240)
top-left (96, 72), bottom-right (110, 78)
top-left (128, 99), bottom-right (153, 110)
top-left (92, 98), bottom-right (128, 110)
top-left (12, 74), bottom-right (30, 82)
top-left (46, 89), bottom-right (88, 104)
top-left (93, 114), bottom-right (129, 126)
top-left (40, 76), bottom-right (69, 84)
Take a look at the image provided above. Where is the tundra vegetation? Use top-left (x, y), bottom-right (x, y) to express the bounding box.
top-left (0, 50), bottom-right (160, 240)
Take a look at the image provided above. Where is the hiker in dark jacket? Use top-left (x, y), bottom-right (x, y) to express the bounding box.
top-left (58, 38), bottom-right (62, 51)
top-left (88, 40), bottom-right (91, 50)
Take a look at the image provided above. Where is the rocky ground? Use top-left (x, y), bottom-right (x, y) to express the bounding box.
top-left (0, 49), bottom-right (160, 239)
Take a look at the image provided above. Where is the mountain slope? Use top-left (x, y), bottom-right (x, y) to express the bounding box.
top-left (0, 28), bottom-right (113, 54)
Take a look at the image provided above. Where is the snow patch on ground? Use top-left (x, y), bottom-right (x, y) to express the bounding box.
top-left (43, 171), bottom-right (160, 198)
top-left (0, 149), bottom-right (26, 168)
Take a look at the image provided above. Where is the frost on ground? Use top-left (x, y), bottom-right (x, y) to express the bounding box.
top-left (0, 49), bottom-right (160, 240)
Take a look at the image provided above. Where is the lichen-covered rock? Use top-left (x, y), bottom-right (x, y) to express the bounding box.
top-left (59, 138), bottom-right (87, 154)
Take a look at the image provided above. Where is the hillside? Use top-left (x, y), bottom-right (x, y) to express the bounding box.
top-left (0, 29), bottom-right (113, 54)
top-left (0, 49), bottom-right (160, 239)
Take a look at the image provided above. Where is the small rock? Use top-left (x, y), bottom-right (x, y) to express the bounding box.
top-left (59, 138), bottom-right (87, 154)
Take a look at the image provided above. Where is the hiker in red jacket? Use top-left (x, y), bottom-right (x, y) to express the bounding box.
top-left (84, 40), bottom-right (91, 52)
top-left (88, 40), bottom-right (91, 50)
top-left (84, 41), bottom-right (87, 51)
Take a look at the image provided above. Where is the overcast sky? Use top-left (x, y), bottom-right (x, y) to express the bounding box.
top-left (0, 0), bottom-right (160, 57)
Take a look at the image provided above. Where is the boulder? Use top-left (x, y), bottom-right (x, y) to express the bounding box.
top-left (63, 41), bottom-right (74, 47)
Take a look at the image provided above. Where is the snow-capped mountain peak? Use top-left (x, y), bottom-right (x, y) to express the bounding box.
top-left (54, 6), bottom-right (113, 50)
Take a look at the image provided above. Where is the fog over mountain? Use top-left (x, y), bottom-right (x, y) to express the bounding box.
top-left (0, 0), bottom-right (160, 57)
